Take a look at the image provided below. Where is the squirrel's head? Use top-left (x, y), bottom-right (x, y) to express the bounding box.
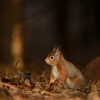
top-left (45, 47), bottom-right (61, 66)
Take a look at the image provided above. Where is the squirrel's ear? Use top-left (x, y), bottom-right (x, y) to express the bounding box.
top-left (53, 46), bottom-right (57, 52)
top-left (53, 44), bottom-right (60, 51)
top-left (55, 48), bottom-right (60, 58)
top-left (53, 47), bottom-right (55, 51)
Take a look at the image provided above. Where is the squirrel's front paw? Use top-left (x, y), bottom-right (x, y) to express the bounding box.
top-left (58, 83), bottom-right (63, 88)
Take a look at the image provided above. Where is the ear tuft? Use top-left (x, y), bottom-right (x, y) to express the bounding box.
top-left (53, 44), bottom-right (63, 52)
top-left (53, 47), bottom-right (57, 52)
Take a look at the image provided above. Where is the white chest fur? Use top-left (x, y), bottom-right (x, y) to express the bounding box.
top-left (52, 66), bottom-right (59, 80)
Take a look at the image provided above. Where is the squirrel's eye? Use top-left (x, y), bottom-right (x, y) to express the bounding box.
top-left (50, 56), bottom-right (54, 60)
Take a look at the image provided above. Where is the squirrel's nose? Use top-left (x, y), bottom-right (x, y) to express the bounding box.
top-left (45, 58), bottom-right (47, 62)
top-left (45, 58), bottom-right (48, 63)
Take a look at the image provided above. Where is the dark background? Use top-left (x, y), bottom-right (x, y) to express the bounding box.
top-left (0, 0), bottom-right (100, 69)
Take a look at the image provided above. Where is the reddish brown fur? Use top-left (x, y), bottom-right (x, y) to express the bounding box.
top-left (57, 63), bottom-right (67, 87)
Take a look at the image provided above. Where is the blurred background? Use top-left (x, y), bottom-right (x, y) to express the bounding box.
top-left (0, 0), bottom-right (100, 71)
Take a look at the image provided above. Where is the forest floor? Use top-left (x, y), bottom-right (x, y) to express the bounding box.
top-left (0, 57), bottom-right (100, 100)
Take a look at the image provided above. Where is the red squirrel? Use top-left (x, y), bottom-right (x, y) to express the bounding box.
top-left (45, 47), bottom-right (85, 89)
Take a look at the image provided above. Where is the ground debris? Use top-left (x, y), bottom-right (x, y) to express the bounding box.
top-left (0, 61), bottom-right (100, 100)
